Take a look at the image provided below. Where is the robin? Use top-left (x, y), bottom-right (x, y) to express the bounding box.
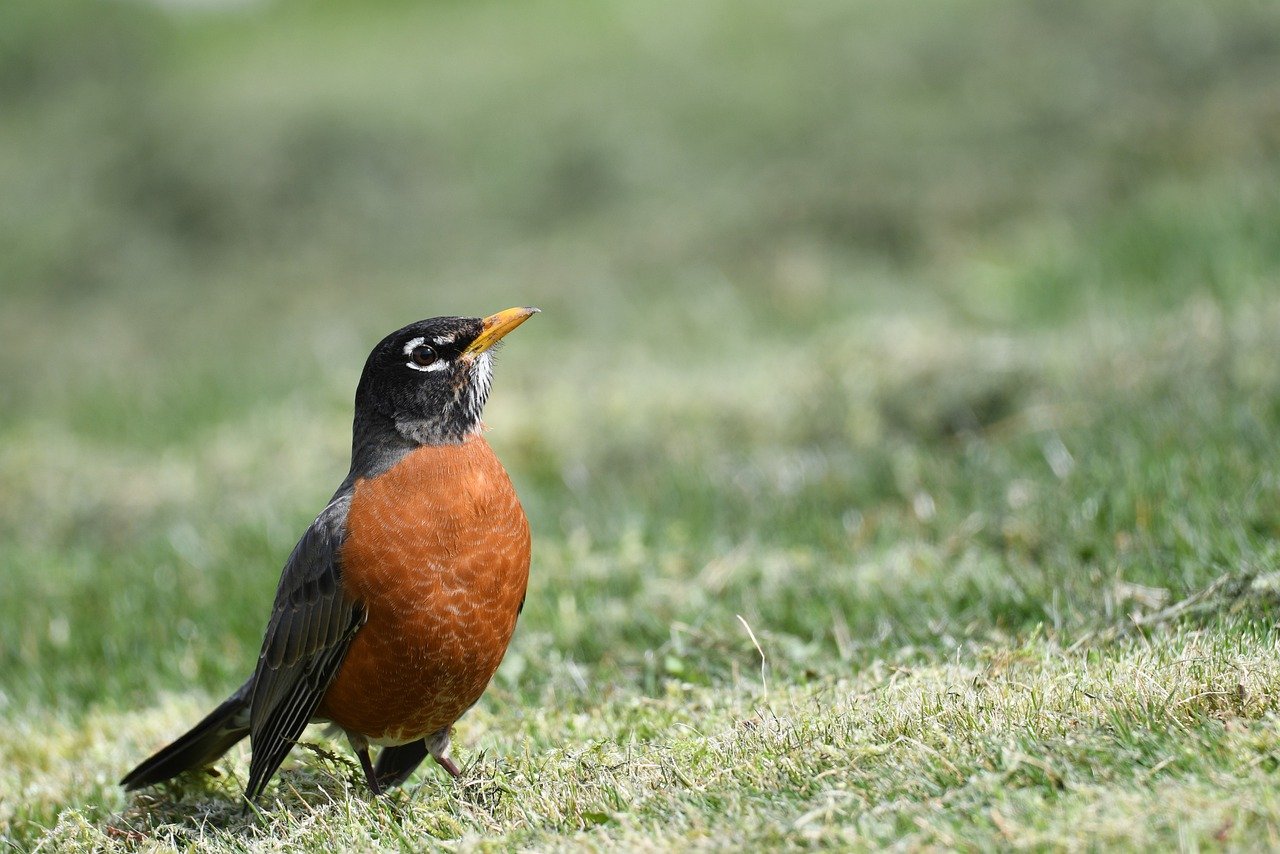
top-left (120, 307), bottom-right (538, 800)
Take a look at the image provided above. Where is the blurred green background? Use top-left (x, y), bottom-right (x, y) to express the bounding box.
top-left (3, 0), bottom-right (1280, 845)
top-left (4, 0), bottom-right (1280, 714)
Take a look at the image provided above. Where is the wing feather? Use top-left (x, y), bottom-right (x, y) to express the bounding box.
top-left (243, 492), bottom-right (366, 801)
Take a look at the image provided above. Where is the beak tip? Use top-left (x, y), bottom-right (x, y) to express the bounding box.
top-left (464, 305), bottom-right (540, 356)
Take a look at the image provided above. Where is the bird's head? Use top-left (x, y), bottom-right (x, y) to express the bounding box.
top-left (355, 306), bottom-right (538, 445)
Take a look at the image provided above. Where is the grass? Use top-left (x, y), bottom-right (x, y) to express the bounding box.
top-left (3, 0), bottom-right (1280, 849)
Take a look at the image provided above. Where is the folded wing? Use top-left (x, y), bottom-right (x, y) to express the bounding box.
top-left (245, 492), bottom-right (366, 801)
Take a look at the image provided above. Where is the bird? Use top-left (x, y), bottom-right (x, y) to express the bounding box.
top-left (120, 307), bottom-right (538, 801)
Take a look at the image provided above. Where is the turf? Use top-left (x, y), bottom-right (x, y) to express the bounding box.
top-left (3, 0), bottom-right (1280, 849)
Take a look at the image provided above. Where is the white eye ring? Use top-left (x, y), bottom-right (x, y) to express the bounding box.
top-left (403, 337), bottom-right (449, 372)
top-left (407, 358), bottom-right (449, 372)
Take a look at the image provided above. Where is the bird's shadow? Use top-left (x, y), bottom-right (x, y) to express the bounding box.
top-left (107, 746), bottom-right (516, 846)
top-left (106, 743), bottom-right (424, 846)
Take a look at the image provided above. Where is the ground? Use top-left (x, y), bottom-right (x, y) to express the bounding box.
top-left (3, 0), bottom-right (1280, 850)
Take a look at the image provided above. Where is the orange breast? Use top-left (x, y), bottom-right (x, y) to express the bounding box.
top-left (318, 435), bottom-right (530, 743)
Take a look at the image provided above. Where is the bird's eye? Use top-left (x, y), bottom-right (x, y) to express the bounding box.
top-left (409, 345), bottom-right (438, 367)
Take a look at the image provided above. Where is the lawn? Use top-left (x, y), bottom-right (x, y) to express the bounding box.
top-left (3, 0), bottom-right (1280, 849)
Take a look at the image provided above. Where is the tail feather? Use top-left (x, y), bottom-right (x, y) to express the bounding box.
top-left (121, 689), bottom-right (251, 791)
top-left (373, 739), bottom-right (428, 789)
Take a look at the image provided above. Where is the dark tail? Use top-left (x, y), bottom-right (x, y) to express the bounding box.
top-left (121, 686), bottom-right (251, 791)
top-left (373, 739), bottom-right (428, 789)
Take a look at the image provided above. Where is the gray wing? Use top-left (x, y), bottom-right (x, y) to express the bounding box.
top-left (244, 492), bottom-right (366, 801)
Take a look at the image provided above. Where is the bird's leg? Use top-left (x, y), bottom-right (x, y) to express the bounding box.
top-left (347, 732), bottom-right (383, 795)
top-left (434, 754), bottom-right (462, 779)
top-left (358, 747), bottom-right (383, 795)
top-left (427, 726), bottom-right (462, 779)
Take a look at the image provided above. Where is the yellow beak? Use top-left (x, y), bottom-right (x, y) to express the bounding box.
top-left (462, 306), bottom-right (540, 358)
